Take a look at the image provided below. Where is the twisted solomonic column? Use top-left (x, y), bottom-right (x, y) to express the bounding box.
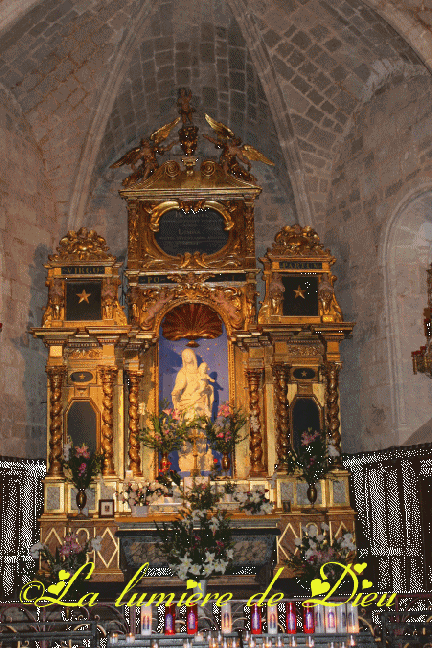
top-left (246, 368), bottom-right (265, 475)
top-left (46, 365), bottom-right (67, 477)
top-left (98, 366), bottom-right (118, 476)
top-left (127, 370), bottom-right (143, 477)
top-left (323, 362), bottom-right (342, 465)
top-left (272, 363), bottom-right (291, 471)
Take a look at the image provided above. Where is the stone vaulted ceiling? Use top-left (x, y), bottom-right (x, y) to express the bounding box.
top-left (0, 0), bottom-right (429, 233)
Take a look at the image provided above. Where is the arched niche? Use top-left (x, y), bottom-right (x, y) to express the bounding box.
top-left (158, 302), bottom-right (229, 476)
top-left (382, 188), bottom-right (432, 444)
top-left (65, 400), bottom-right (99, 453)
top-left (291, 397), bottom-right (322, 452)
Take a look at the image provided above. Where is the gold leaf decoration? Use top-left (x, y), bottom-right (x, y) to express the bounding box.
top-left (161, 303), bottom-right (223, 341)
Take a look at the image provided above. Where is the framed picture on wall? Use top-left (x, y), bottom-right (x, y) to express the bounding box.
top-left (99, 499), bottom-right (114, 518)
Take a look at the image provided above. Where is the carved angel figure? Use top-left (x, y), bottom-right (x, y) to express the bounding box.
top-left (269, 273), bottom-right (285, 315)
top-left (101, 278), bottom-right (127, 325)
top-left (204, 113), bottom-right (274, 182)
top-left (42, 278), bottom-right (64, 325)
top-left (177, 88), bottom-right (195, 124)
top-left (140, 288), bottom-right (176, 329)
top-left (318, 273), bottom-right (343, 322)
top-left (110, 117), bottom-right (180, 186)
top-left (213, 288), bottom-right (243, 329)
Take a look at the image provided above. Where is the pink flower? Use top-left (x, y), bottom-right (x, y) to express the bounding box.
top-left (217, 433), bottom-right (224, 438)
top-left (162, 408), bottom-right (172, 416)
top-left (78, 462), bottom-right (87, 476)
top-left (75, 445), bottom-right (90, 458)
top-left (301, 430), bottom-right (320, 446)
top-left (218, 403), bottom-right (231, 417)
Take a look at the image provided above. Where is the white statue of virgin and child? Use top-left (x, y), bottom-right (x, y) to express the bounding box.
top-left (171, 348), bottom-right (216, 473)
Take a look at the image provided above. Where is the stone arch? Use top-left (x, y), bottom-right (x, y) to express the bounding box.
top-left (68, 0), bottom-right (155, 230)
top-left (381, 184), bottom-right (432, 444)
top-left (225, 0), bottom-right (315, 228)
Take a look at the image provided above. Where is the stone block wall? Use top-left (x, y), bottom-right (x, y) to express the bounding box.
top-left (0, 85), bottom-right (57, 457)
top-left (324, 73), bottom-right (432, 451)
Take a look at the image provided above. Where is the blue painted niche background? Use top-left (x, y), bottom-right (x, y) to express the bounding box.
top-left (158, 322), bottom-right (229, 475)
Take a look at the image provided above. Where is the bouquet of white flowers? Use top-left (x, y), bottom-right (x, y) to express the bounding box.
top-left (235, 487), bottom-right (273, 515)
top-left (285, 522), bottom-right (356, 587)
top-left (118, 480), bottom-right (168, 507)
top-left (156, 508), bottom-right (234, 580)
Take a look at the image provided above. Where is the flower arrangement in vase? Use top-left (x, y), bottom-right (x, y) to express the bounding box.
top-left (200, 402), bottom-right (247, 474)
top-left (284, 523), bottom-right (356, 592)
top-left (29, 534), bottom-right (102, 595)
top-left (62, 439), bottom-right (103, 515)
top-left (284, 428), bottom-right (332, 505)
top-left (234, 486), bottom-right (273, 514)
top-left (156, 480), bottom-right (233, 582)
top-left (139, 401), bottom-right (195, 472)
top-left (118, 480), bottom-right (169, 515)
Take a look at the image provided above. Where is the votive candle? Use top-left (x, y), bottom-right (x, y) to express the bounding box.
top-left (325, 606), bottom-right (336, 633)
top-left (221, 602), bottom-right (232, 634)
top-left (346, 605), bottom-right (359, 634)
top-left (303, 603), bottom-right (315, 635)
top-left (286, 602), bottom-right (296, 634)
top-left (314, 604), bottom-right (325, 634)
top-left (267, 604), bottom-right (278, 635)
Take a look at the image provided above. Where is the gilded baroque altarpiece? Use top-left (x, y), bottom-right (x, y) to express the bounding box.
top-left (32, 101), bottom-right (356, 582)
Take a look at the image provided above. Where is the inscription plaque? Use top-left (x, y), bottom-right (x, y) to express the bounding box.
top-left (155, 208), bottom-right (229, 257)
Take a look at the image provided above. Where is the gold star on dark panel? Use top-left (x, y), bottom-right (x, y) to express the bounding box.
top-left (301, 370), bottom-right (307, 377)
top-left (77, 289), bottom-right (91, 303)
top-left (294, 285), bottom-right (306, 299)
top-left (66, 281), bottom-right (102, 321)
top-left (280, 275), bottom-right (318, 316)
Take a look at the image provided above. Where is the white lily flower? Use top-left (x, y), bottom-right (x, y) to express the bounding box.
top-left (321, 522), bottom-right (330, 531)
top-left (91, 536), bottom-right (103, 551)
top-left (29, 541), bottom-right (45, 559)
top-left (294, 537), bottom-right (302, 547)
top-left (203, 564), bottom-right (214, 577)
top-left (189, 564), bottom-right (201, 576)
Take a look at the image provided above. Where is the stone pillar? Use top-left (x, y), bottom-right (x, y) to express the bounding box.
top-left (246, 368), bottom-right (265, 475)
top-left (272, 363), bottom-right (291, 471)
top-left (46, 365), bottom-right (67, 477)
top-left (323, 362), bottom-right (342, 465)
top-left (127, 370), bottom-right (143, 477)
top-left (98, 366), bottom-right (118, 476)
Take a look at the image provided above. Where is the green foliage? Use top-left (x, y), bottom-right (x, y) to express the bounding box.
top-left (139, 400), bottom-right (195, 453)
